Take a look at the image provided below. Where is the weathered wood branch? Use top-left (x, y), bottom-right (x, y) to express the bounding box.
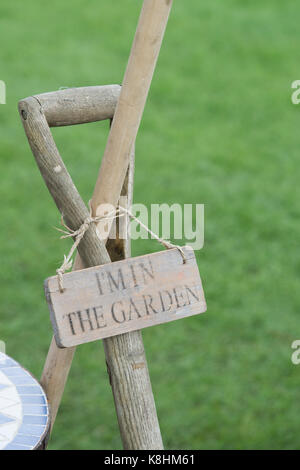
top-left (33, 85), bottom-right (121, 127)
top-left (91, 0), bottom-right (173, 234)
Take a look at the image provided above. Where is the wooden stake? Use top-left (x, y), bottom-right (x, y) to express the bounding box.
top-left (91, 0), bottom-right (173, 231)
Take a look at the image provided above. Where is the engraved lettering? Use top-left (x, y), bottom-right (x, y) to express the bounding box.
top-left (77, 309), bottom-right (94, 332)
top-left (95, 272), bottom-right (103, 295)
top-left (66, 312), bottom-right (76, 335)
top-left (173, 286), bottom-right (187, 308)
top-left (159, 290), bottom-right (173, 312)
top-left (130, 264), bottom-right (139, 287)
top-left (143, 294), bottom-right (158, 315)
top-left (111, 300), bottom-right (126, 323)
top-left (93, 305), bottom-right (106, 328)
top-left (185, 285), bottom-right (200, 303)
top-left (107, 268), bottom-right (126, 293)
top-left (139, 260), bottom-right (154, 284)
top-left (128, 298), bottom-right (142, 320)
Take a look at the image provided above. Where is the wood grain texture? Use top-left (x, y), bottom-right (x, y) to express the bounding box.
top-left (18, 95), bottom-right (163, 449)
top-left (40, 337), bottom-right (75, 431)
top-left (91, 0), bottom-right (173, 237)
top-left (45, 247), bottom-right (206, 348)
top-left (33, 85), bottom-right (121, 127)
top-left (18, 97), bottom-right (111, 265)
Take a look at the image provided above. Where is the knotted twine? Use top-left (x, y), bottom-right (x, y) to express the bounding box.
top-left (56, 205), bottom-right (186, 293)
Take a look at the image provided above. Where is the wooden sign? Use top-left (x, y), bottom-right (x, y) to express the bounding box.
top-left (45, 246), bottom-right (206, 348)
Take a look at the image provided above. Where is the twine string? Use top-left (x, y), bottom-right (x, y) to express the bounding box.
top-left (124, 208), bottom-right (187, 262)
top-left (56, 205), bottom-right (186, 293)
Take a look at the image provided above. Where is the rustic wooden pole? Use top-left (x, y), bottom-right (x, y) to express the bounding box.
top-left (91, 0), bottom-right (173, 233)
top-left (32, 85), bottom-right (121, 127)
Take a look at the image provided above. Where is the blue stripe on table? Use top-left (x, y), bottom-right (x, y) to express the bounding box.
top-left (18, 423), bottom-right (46, 437)
top-left (16, 386), bottom-right (43, 395)
top-left (0, 413), bottom-right (15, 425)
top-left (4, 442), bottom-right (32, 450)
top-left (9, 375), bottom-right (37, 386)
top-left (22, 405), bottom-right (48, 415)
top-left (1, 367), bottom-right (29, 377)
top-left (23, 415), bottom-right (48, 425)
top-left (0, 358), bottom-right (16, 368)
top-left (11, 433), bottom-right (40, 447)
top-left (19, 395), bottom-right (46, 404)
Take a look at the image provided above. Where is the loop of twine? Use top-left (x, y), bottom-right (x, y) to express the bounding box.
top-left (56, 205), bottom-right (186, 293)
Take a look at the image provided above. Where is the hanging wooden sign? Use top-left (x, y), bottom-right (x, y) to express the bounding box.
top-left (45, 246), bottom-right (206, 348)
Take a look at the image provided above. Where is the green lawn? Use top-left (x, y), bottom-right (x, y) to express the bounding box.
top-left (0, 0), bottom-right (299, 449)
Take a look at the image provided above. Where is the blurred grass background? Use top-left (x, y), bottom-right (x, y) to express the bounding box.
top-left (0, 0), bottom-right (299, 449)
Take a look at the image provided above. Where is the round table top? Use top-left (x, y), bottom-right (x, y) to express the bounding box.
top-left (0, 352), bottom-right (50, 450)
